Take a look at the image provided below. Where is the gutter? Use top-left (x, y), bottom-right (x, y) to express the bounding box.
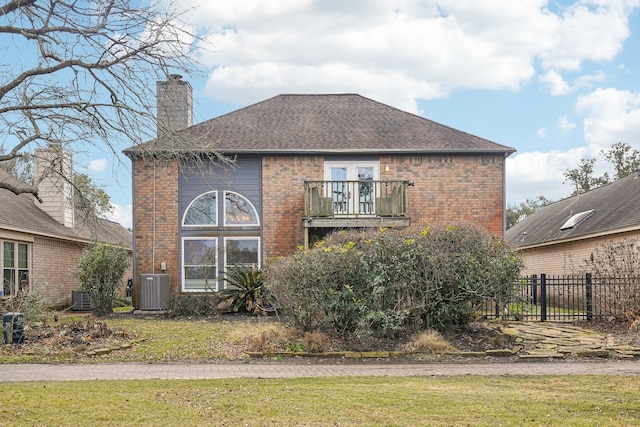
top-left (514, 225), bottom-right (640, 251)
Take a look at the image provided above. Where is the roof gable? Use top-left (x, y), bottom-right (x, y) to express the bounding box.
top-left (127, 94), bottom-right (515, 155)
top-left (506, 173), bottom-right (640, 248)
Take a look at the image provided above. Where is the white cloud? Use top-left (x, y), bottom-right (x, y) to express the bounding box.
top-left (575, 87), bottom-right (640, 147)
top-left (506, 145), bottom-right (603, 204)
top-left (539, 70), bottom-right (571, 95)
top-left (539, 1), bottom-right (634, 70)
top-left (106, 203), bottom-right (132, 230)
top-left (540, 70), bottom-right (607, 96)
top-left (87, 158), bottom-right (107, 172)
top-left (171, 0), bottom-right (637, 110)
top-left (536, 127), bottom-right (547, 138)
top-left (557, 115), bottom-right (577, 133)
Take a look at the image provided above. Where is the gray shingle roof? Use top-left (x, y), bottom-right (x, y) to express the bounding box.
top-left (505, 173), bottom-right (640, 248)
top-left (126, 94), bottom-right (515, 154)
top-left (0, 170), bottom-right (132, 248)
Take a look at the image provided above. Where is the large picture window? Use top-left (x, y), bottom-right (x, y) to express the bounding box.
top-left (2, 241), bottom-right (30, 296)
top-left (181, 191), bottom-right (260, 292)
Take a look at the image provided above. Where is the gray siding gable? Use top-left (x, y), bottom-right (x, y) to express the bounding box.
top-left (179, 157), bottom-right (262, 230)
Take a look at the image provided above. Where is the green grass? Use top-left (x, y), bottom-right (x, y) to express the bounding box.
top-left (1, 376), bottom-right (638, 426)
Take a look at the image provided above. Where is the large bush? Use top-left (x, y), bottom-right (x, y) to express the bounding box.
top-left (266, 224), bottom-right (523, 339)
top-left (75, 243), bottom-right (131, 316)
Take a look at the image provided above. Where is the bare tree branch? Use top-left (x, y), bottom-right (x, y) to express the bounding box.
top-left (0, 0), bottom-right (206, 199)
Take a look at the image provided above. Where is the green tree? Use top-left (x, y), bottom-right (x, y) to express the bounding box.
top-left (506, 195), bottom-right (552, 229)
top-left (564, 158), bottom-right (610, 196)
top-left (564, 143), bottom-right (640, 196)
top-left (73, 173), bottom-right (114, 217)
top-left (601, 142), bottom-right (640, 180)
top-left (75, 243), bottom-right (131, 316)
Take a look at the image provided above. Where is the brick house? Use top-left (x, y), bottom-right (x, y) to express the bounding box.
top-left (124, 76), bottom-right (515, 307)
top-left (505, 173), bottom-right (640, 276)
top-left (0, 146), bottom-right (132, 306)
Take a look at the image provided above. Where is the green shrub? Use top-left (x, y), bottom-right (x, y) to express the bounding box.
top-left (74, 243), bottom-right (131, 316)
top-left (266, 223), bottom-right (523, 340)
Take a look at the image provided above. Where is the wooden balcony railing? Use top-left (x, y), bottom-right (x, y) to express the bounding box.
top-left (304, 180), bottom-right (410, 219)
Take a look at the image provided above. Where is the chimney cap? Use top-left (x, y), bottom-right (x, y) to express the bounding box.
top-left (168, 74), bottom-right (183, 81)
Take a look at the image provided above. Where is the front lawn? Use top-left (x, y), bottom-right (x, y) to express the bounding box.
top-left (1, 376), bottom-right (639, 426)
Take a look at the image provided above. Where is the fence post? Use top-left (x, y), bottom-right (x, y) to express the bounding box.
top-left (585, 273), bottom-right (593, 321)
top-left (540, 273), bottom-right (547, 322)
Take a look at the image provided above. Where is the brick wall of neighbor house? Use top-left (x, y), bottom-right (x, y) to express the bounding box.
top-left (381, 154), bottom-right (506, 236)
top-left (132, 159), bottom-right (180, 297)
top-left (518, 231), bottom-right (640, 276)
top-left (30, 237), bottom-right (133, 306)
top-left (262, 155), bottom-right (324, 258)
top-left (31, 237), bottom-right (85, 305)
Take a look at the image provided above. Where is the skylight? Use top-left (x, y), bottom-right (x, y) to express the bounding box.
top-left (560, 209), bottom-right (595, 231)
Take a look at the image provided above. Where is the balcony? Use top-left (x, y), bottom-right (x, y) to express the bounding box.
top-left (304, 180), bottom-right (411, 228)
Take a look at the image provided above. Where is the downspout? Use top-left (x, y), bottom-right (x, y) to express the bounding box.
top-left (503, 152), bottom-right (508, 237)
top-left (152, 159), bottom-right (156, 274)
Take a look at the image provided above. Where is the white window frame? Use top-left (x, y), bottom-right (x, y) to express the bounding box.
top-left (181, 237), bottom-right (218, 292)
top-left (2, 240), bottom-right (31, 296)
top-left (182, 191), bottom-right (218, 228)
top-left (223, 191), bottom-right (261, 227)
top-left (222, 237), bottom-right (261, 289)
top-left (324, 161), bottom-right (380, 215)
top-left (323, 161), bottom-right (380, 182)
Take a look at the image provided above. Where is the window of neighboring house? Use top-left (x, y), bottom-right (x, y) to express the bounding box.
top-left (181, 191), bottom-right (260, 292)
top-left (2, 241), bottom-right (30, 296)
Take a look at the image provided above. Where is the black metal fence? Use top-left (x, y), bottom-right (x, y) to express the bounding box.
top-left (478, 274), bottom-right (640, 322)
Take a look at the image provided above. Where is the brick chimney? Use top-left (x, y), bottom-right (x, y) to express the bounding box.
top-left (156, 74), bottom-right (193, 138)
top-left (33, 144), bottom-right (75, 228)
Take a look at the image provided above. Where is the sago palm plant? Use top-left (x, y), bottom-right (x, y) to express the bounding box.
top-left (218, 266), bottom-right (266, 313)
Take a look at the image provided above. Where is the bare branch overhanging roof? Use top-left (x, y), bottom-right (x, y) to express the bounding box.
top-left (0, 170), bottom-right (132, 248)
top-left (124, 94), bottom-right (515, 155)
top-left (505, 173), bottom-right (640, 249)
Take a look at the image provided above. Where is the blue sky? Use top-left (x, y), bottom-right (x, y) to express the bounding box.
top-left (89, 0), bottom-right (640, 228)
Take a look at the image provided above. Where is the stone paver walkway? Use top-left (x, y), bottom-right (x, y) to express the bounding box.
top-left (1, 322), bottom-right (639, 382)
top-left (486, 322), bottom-right (640, 359)
top-left (1, 360), bottom-right (640, 382)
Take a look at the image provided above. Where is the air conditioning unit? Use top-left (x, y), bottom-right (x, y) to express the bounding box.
top-left (71, 291), bottom-right (94, 311)
top-left (140, 274), bottom-right (170, 310)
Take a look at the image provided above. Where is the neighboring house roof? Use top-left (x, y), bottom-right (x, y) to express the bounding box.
top-left (125, 94), bottom-right (515, 155)
top-left (0, 170), bottom-right (132, 248)
top-left (505, 173), bottom-right (640, 249)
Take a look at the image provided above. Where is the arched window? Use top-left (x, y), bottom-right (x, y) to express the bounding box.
top-left (183, 191), bottom-right (217, 226)
top-left (181, 191), bottom-right (261, 292)
top-left (225, 191), bottom-right (259, 226)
